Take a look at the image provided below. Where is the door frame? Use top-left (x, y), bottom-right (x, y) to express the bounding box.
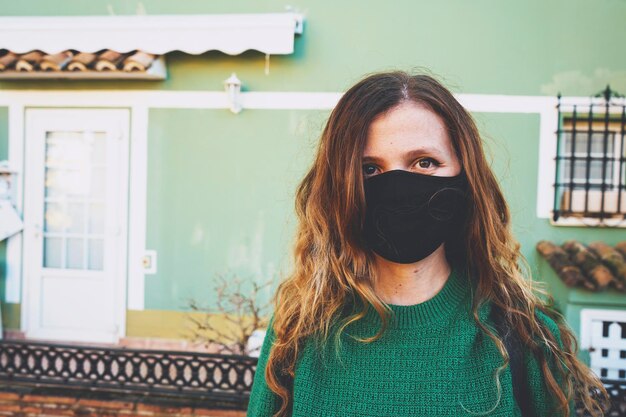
top-left (22, 107), bottom-right (130, 343)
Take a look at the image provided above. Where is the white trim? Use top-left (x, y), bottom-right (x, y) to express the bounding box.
top-left (550, 217), bottom-right (626, 227)
top-left (6, 104), bottom-right (24, 304)
top-left (580, 308), bottom-right (626, 349)
top-left (0, 91), bottom-right (342, 110)
top-left (558, 96), bottom-right (626, 108)
top-left (537, 105), bottom-right (560, 220)
top-left (0, 90), bottom-right (580, 111)
top-left (0, 13), bottom-right (304, 55)
top-left (240, 92), bottom-right (343, 110)
top-left (127, 105), bottom-right (148, 310)
top-left (457, 94), bottom-right (555, 114)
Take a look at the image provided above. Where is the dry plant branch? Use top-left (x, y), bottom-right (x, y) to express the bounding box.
top-left (183, 272), bottom-right (275, 356)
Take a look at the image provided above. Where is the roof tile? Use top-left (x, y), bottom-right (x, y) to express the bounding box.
top-left (0, 48), bottom-right (157, 73)
top-left (537, 240), bottom-right (626, 292)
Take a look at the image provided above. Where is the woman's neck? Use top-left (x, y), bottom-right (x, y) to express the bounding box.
top-left (371, 244), bottom-right (451, 306)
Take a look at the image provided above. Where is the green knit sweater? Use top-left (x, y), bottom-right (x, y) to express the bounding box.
top-left (247, 267), bottom-right (575, 416)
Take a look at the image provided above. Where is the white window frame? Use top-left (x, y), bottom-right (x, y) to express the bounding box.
top-left (545, 97), bottom-right (626, 228)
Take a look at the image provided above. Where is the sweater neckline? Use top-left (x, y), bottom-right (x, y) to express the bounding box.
top-left (362, 266), bottom-right (470, 329)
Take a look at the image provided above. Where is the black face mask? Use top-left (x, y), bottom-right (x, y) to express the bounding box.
top-left (362, 169), bottom-right (468, 264)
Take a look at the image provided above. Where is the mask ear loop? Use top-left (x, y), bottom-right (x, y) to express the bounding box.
top-left (426, 181), bottom-right (468, 221)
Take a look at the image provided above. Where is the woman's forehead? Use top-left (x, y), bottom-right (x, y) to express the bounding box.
top-left (363, 102), bottom-right (453, 157)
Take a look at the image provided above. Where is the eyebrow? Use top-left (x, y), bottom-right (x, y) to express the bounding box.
top-left (362, 147), bottom-right (445, 163)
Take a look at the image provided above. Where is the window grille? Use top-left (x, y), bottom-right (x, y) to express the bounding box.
top-left (553, 86), bottom-right (626, 224)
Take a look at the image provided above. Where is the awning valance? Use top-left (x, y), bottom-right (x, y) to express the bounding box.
top-left (0, 12), bottom-right (304, 55)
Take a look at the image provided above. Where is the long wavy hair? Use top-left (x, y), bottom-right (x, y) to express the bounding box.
top-left (264, 70), bottom-right (610, 416)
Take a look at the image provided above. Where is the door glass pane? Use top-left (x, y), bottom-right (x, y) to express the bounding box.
top-left (66, 202), bottom-right (85, 233)
top-left (44, 168), bottom-right (63, 198)
top-left (43, 237), bottom-right (63, 269)
top-left (88, 203), bottom-right (105, 234)
top-left (42, 130), bottom-right (107, 271)
top-left (66, 238), bottom-right (84, 269)
top-left (44, 202), bottom-right (67, 232)
top-left (88, 239), bottom-right (104, 270)
top-left (90, 167), bottom-right (106, 199)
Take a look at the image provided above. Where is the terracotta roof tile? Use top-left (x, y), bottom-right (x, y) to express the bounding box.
top-left (536, 240), bottom-right (626, 292)
top-left (0, 48), bottom-right (157, 73)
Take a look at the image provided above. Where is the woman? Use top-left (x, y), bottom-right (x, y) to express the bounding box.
top-left (246, 71), bottom-right (610, 417)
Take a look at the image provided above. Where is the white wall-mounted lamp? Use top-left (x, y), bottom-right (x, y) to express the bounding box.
top-left (224, 72), bottom-right (242, 114)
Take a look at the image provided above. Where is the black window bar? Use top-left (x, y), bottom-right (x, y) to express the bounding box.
top-left (553, 86), bottom-right (626, 224)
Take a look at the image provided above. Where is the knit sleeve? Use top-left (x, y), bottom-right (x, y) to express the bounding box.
top-left (246, 313), bottom-right (281, 417)
top-left (526, 308), bottom-right (577, 417)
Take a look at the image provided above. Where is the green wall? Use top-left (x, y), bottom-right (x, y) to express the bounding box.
top-left (0, 0), bottom-right (624, 96)
top-left (145, 108), bottom-right (329, 310)
top-left (0, 0), bottom-right (625, 330)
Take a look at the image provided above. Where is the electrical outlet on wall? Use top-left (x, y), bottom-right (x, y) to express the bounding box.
top-left (142, 250), bottom-right (157, 274)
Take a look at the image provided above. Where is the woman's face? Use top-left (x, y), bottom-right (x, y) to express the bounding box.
top-left (362, 101), bottom-right (462, 179)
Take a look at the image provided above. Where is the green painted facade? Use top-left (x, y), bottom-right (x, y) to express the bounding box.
top-left (0, 0), bottom-right (625, 343)
top-left (145, 108), bottom-right (325, 309)
top-left (1, 0), bottom-right (626, 95)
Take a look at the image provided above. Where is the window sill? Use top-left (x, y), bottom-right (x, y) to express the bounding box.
top-left (550, 216), bottom-right (626, 228)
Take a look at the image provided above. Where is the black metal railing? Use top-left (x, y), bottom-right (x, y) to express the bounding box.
top-left (594, 379), bottom-right (626, 417)
top-left (0, 339), bottom-right (258, 410)
top-left (553, 86), bottom-right (626, 224)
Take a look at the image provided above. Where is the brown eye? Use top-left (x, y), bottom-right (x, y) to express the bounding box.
top-left (363, 164), bottom-right (378, 176)
top-left (416, 158), bottom-right (439, 169)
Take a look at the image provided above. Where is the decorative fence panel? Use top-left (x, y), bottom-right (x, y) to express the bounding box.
top-left (0, 339), bottom-right (258, 410)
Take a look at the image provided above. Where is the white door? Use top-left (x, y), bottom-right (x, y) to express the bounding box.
top-left (23, 108), bottom-right (130, 344)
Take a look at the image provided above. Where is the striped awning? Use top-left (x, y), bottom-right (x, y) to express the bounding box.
top-left (0, 12), bottom-right (304, 56)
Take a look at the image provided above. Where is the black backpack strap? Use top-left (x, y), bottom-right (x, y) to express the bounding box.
top-left (490, 304), bottom-right (536, 417)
